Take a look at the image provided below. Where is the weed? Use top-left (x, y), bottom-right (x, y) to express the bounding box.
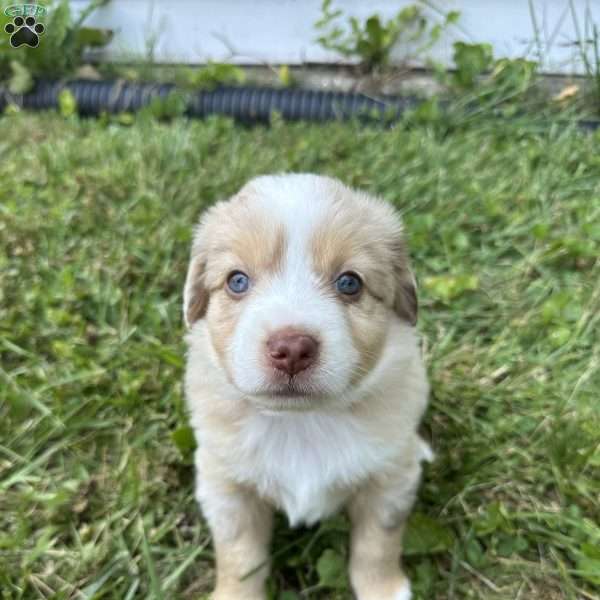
top-left (314, 0), bottom-right (459, 71)
top-left (569, 0), bottom-right (600, 113)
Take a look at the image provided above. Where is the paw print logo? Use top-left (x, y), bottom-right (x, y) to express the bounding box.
top-left (5, 15), bottom-right (45, 48)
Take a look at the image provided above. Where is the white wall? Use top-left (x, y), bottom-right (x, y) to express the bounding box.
top-left (72, 0), bottom-right (600, 75)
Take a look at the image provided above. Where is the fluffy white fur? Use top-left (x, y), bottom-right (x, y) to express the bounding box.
top-left (183, 174), bottom-right (431, 600)
top-left (187, 318), bottom-right (429, 527)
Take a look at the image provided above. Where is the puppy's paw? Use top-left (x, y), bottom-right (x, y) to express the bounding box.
top-left (212, 590), bottom-right (266, 600)
top-left (353, 577), bottom-right (411, 600)
top-left (393, 580), bottom-right (412, 600)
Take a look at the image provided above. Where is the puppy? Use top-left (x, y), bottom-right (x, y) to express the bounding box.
top-left (183, 174), bottom-right (431, 600)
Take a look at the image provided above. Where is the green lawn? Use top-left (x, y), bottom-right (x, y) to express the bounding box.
top-left (1, 110), bottom-right (599, 600)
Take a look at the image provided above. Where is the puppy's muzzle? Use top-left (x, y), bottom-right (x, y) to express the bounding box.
top-left (266, 329), bottom-right (319, 376)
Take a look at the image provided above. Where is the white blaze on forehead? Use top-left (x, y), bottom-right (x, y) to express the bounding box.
top-left (228, 174), bottom-right (360, 397)
top-left (250, 173), bottom-right (336, 252)
top-left (251, 174), bottom-right (336, 290)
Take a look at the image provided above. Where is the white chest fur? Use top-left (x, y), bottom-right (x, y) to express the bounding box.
top-left (225, 410), bottom-right (398, 526)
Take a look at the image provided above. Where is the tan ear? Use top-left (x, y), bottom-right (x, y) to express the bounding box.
top-left (392, 241), bottom-right (418, 325)
top-left (394, 268), bottom-right (418, 325)
top-left (183, 253), bottom-right (208, 327)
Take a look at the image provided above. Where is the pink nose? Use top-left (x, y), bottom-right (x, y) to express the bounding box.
top-left (266, 330), bottom-right (319, 376)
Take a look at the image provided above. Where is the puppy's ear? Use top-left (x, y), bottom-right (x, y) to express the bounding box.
top-left (392, 241), bottom-right (418, 326)
top-left (183, 250), bottom-right (208, 327)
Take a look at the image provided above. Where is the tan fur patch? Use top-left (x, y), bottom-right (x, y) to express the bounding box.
top-left (206, 289), bottom-right (243, 369)
top-left (346, 300), bottom-right (388, 384)
top-left (183, 190), bottom-right (286, 329)
top-left (201, 194), bottom-right (286, 290)
top-left (309, 182), bottom-right (417, 380)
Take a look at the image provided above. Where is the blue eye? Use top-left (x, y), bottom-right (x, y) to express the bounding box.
top-left (335, 272), bottom-right (362, 296)
top-left (227, 271), bottom-right (250, 294)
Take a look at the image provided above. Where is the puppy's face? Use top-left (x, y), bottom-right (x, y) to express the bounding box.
top-left (183, 175), bottom-right (417, 411)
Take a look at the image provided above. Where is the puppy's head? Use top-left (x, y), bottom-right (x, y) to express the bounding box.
top-left (183, 174), bottom-right (417, 411)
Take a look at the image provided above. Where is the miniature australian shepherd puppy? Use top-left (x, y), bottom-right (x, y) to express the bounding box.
top-left (182, 174), bottom-right (432, 600)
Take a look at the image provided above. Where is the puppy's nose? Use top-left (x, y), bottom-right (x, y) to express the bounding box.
top-left (267, 330), bottom-right (319, 376)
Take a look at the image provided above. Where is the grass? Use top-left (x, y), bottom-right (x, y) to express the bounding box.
top-left (0, 108), bottom-right (599, 600)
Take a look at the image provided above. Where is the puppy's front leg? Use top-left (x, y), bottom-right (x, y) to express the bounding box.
top-left (198, 471), bottom-right (273, 600)
top-left (348, 472), bottom-right (420, 600)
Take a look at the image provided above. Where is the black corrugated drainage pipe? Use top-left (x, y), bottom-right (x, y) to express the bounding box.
top-left (2, 79), bottom-right (599, 130)
top-left (0, 79), bottom-right (420, 123)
